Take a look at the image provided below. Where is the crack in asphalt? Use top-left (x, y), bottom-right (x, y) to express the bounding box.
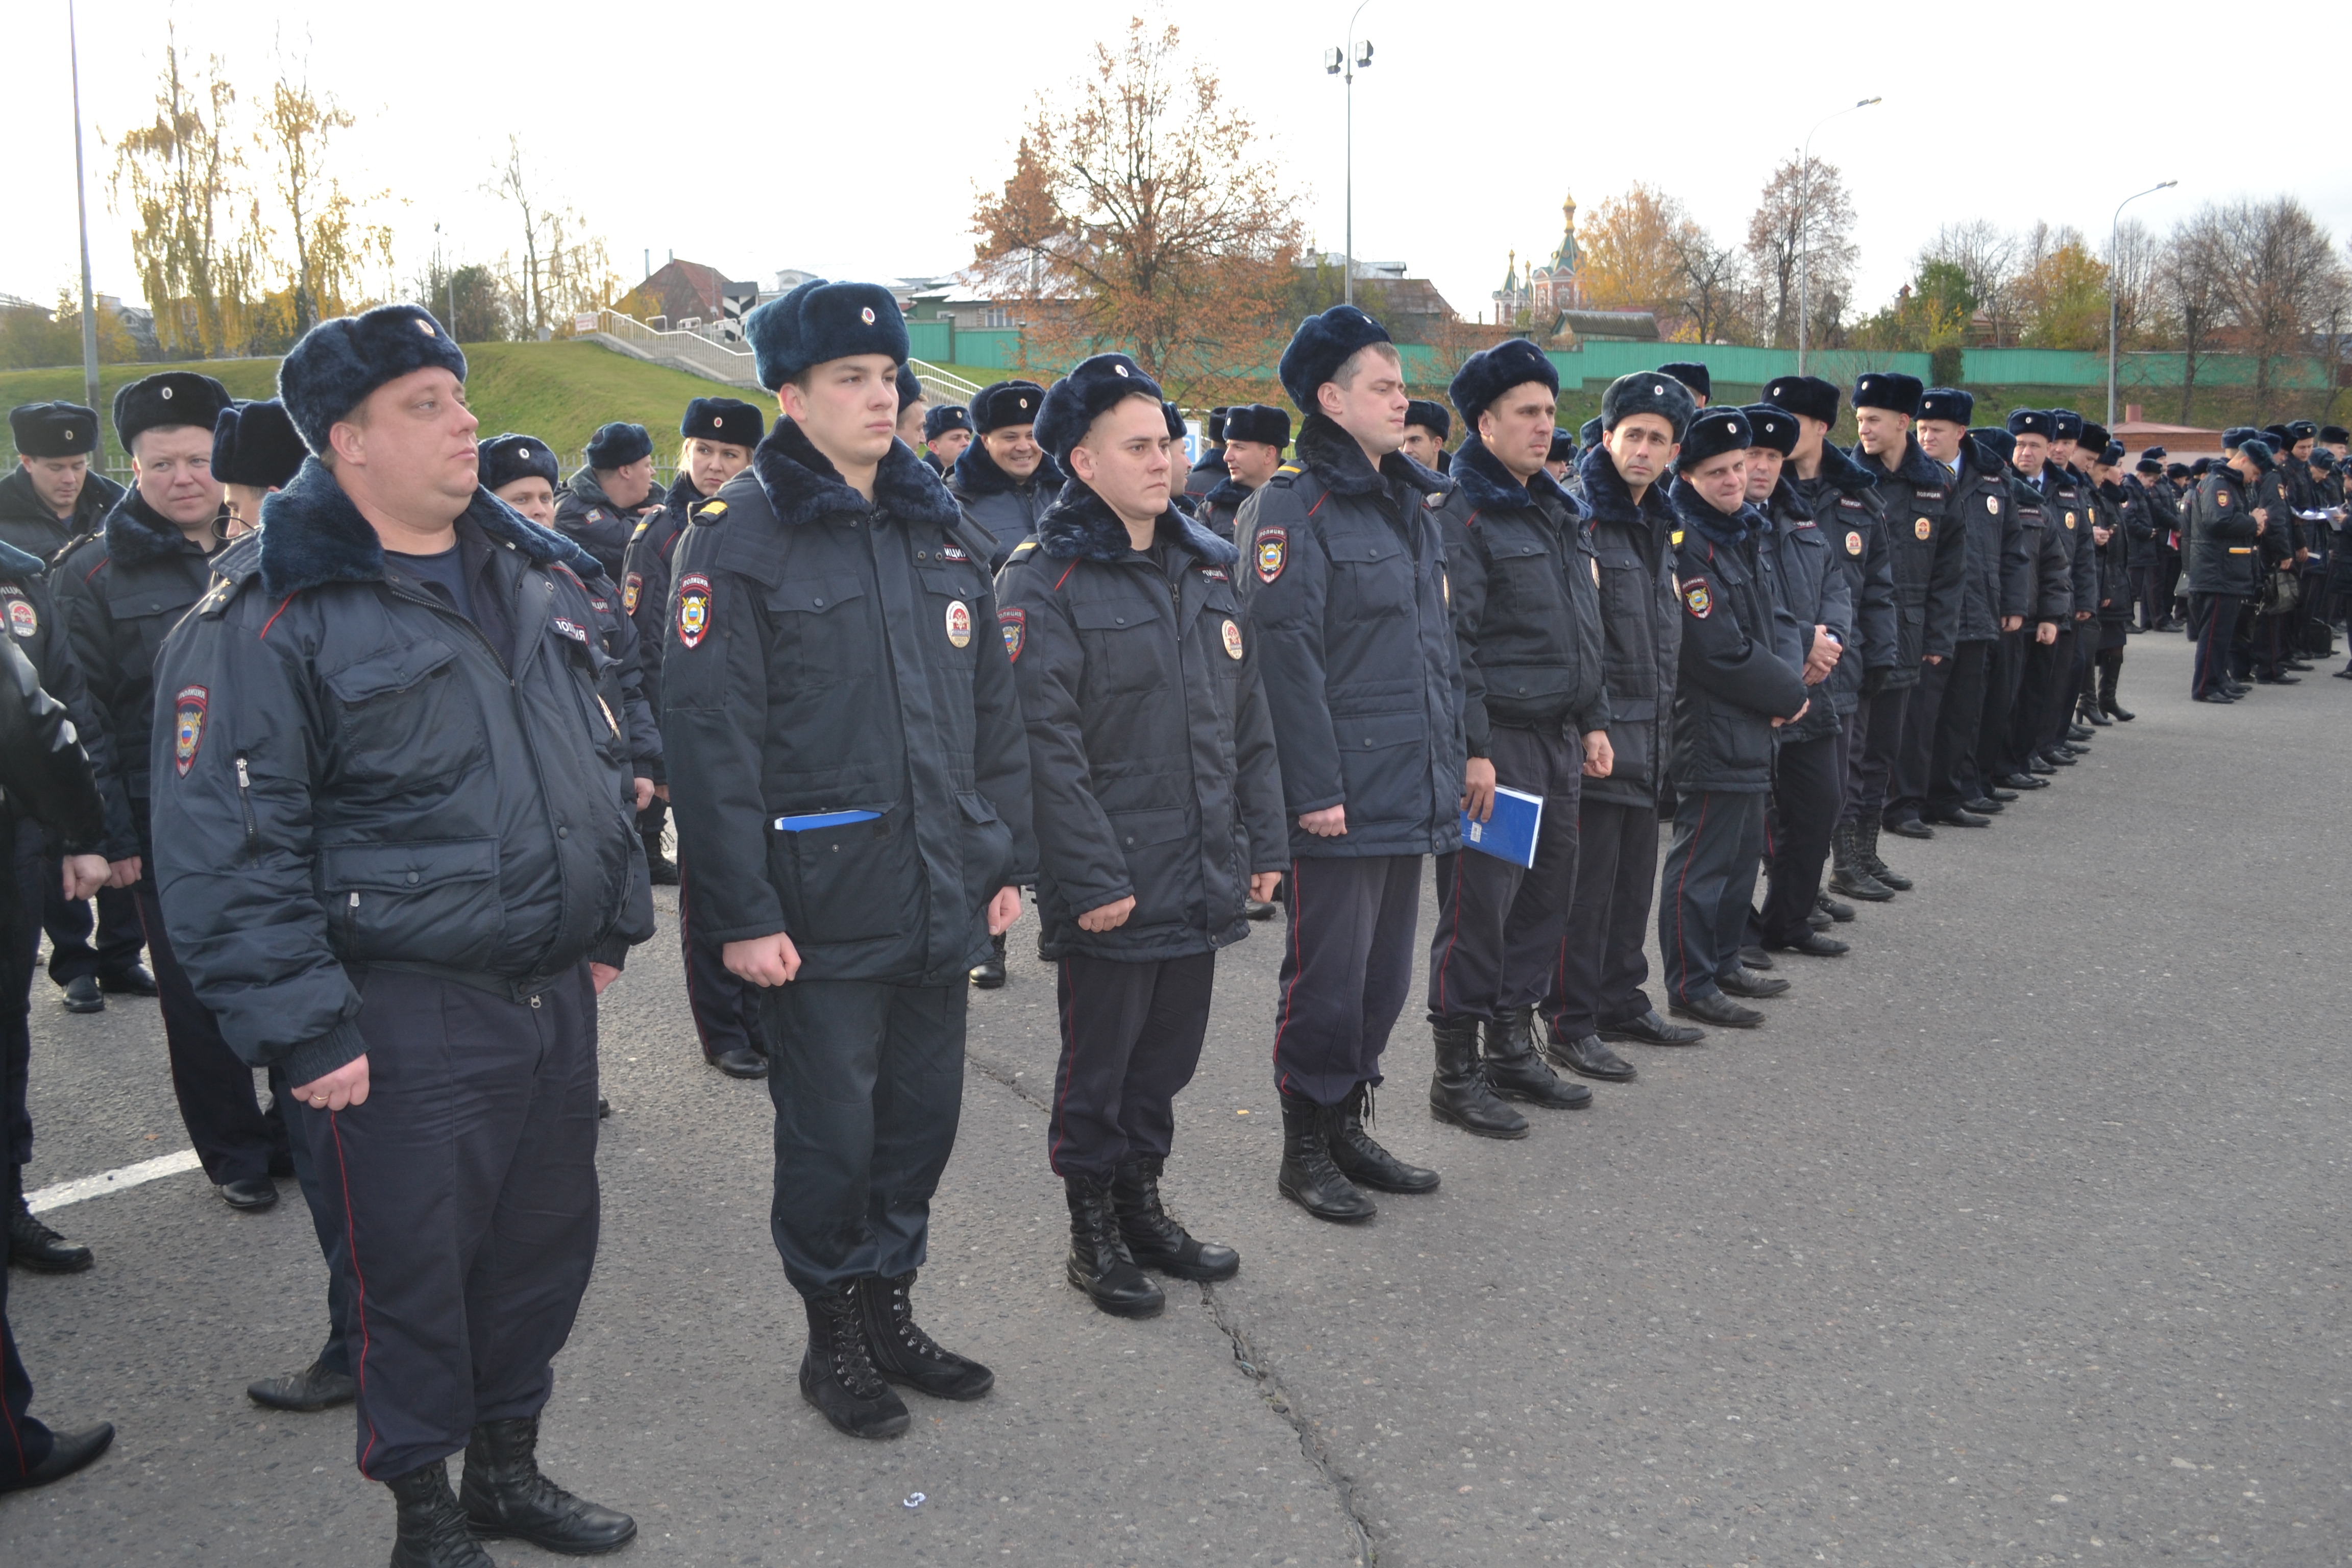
top-left (967, 1051), bottom-right (1377, 1564)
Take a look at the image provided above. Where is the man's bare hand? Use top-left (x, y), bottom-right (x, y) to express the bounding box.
top-left (1249, 871), bottom-right (1282, 903)
top-left (1078, 895), bottom-right (1135, 933)
top-left (987, 885), bottom-right (1021, 936)
top-left (1462, 757), bottom-right (1497, 822)
top-left (2037, 621), bottom-right (2059, 645)
top-left (1802, 627), bottom-right (1842, 684)
top-left (1581, 729), bottom-right (1614, 778)
top-left (633, 777), bottom-right (654, 812)
top-left (290, 1056), bottom-right (370, 1113)
top-left (107, 856), bottom-right (141, 889)
top-left (1772, 697), bottom-right (1810, 730)
top-left (1300, 805), bottom-right (1347, 838)
top-left (62, 854), bottom-right (108, 900)
top-left (724, 932), bottom-right (801, 987)
top-left (2001, 615), bottom-right (2023, 632)
top-left (590, 962), bottom-right (621, 995)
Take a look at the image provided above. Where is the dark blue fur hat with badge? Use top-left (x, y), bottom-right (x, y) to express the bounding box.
top-left (1675, 407), bottom-right (1753, 471)
top-left (478, 432), bottom-right (561, 493)
top-left (681, 396), bottom-right (763, 447)
top-left (585, 422), bottom-right (652, 469)
top-left (923, 404), bottom-right (973, 441)
top-left (276, 304), bottom-right (465, 455)
top-left (1657, 360), bottom-right (1711, 401)
top-left (1032, 354), bottom-right (1163, 470)
top-left (1447, 337), bottom-right (1558, 431)
top-left (1602, 370), bottom-right (1696, 441)
top-left (744, 278), bottom-right (909, 391)
top-left (1761, 374), bottom-right (1840, 427)
top-left (1743, 404), bottom-right (1800, 457)
top-left (1852, 371), bottom-right (1924, 418)
top-left (971, 380), bottom-right (1047, 433)
top-left (1278, 304), bottom-right (1393, 410)
top-left (9, 400), bottom-right (100, 458)
top-left (1223, 404), bottom-right (1290, 450)
top-left (114, 371), bottom-right (234, 451)
top-left (211, 399), bottom-right (308, 488)
top-left (1917, 387), bottom-right (1974, 426)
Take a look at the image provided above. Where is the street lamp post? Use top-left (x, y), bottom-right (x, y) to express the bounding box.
top-left (1325, 1), bottom-right (1374, 307)
top-left (2106, 180), bottom-right (2177, 426)
top-left (68, 0), bottom-right (100, 431)
top-left (1796, 95), bottom-right (1880, 374)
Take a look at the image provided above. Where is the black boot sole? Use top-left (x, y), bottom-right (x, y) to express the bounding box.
top-left (1278, 1173), bottom-right (1379, 1220)
top-left (467, 1518), bottom-right (639, 1556)
top-left (1065, 1259), bottom-right (1166, 1318)
top-left (1427, 1100), bottom-right (1531, 1139)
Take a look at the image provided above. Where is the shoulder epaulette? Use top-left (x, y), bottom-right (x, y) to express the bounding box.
top-left (1267, 464), bottom-right (1303, 488)
top-left (1008, 538), bottom-right (1040, 564)
top-left (1671, 529), bottom-right (1684, 546)
top-left (691, 498), bottom-right (728, 525)
top-left (629, 519), bottom-right (651, 542)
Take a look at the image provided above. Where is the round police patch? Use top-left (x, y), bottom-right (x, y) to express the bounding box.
top-left (1915, 517), bottom-right (1931, 541)
top-left (6, 597), bottom-right (35, 639)
top-left (1221, 618), bottom-right (1244, 659)
top-left (173, 684), bottom-right (208, 777)
top-left (675, 573), bottom-right (713, 649)
top-left (1987, 496), bottom-right (2000, 513)
top-left (1255, 527), bottom-right (1288, 583)
top-left (1683, 578), bottom-right (1712, 619)
top-left (1001, 606), bottom-right (1025, 662)
top-left (2064, 511), bottom-right (2077, 530)
top-left (1845, 530), bottom-right (1863, 556)
top-left (945, 599), bottom-right (972, 648)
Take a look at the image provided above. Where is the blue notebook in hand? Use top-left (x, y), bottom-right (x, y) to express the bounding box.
top-left (1460, 786), bottom-right (1544, 869)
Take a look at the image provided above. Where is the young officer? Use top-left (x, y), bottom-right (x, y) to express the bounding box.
top-left (1198, 404), bottom-right (1290, 542)
top-left (1423, 338), bottom-right (1609, 1139)
top-left (950, 379), bottom-right (1060, 569)
top-left (663, 280), bottom-right (1033, 1441)
top-left (921, 404), bottom-right (974, 475)
top-left (3, 401), bottom-right (124, 559)
top-left (1658, 408), bottom-right (1810, 1028)
top-left (1401, 400), bottom-right (1453, 474)
top-left (999, 354), bottom-right (1285, 1318)
top-left (1240, 305), bottom-right (1464, 1224)
top-left (2184, 437), bottom-right (2268, 701)
top-left (150, 304), bottom-right (650, 1565)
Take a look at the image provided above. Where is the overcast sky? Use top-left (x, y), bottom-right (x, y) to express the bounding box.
top-left (9, 0), bottom-right (2347, 338)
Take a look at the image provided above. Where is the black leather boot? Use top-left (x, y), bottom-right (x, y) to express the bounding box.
top-left (1542, 1020), bottom-right (1636, 1082)
top-left (247, 1358), bottom-right (356, 1412)
top-left (1428, 1016), bottom-right (1528, 1138)
top-left (1064, 1175), bottom-right (1165, 1317)
top-left (969, 931), bottom-right (1007, 990)
top-left (387, 1461), bottom-right (493, 1568)
top-left (1278, 1090), bottom-right (1378, 1220)
top-left (799, 1291), bottom-right (910, 1439)
top-left (458, 1416), bottom-right (635, 1554)
top-left (1481, 1007), bottom-right (1591, 1108)
top-left (642, 832), bottom-right (679, 886)
top-left (1113, 1157), bottom-right (1238, 1280)
top-left (7, 1165), bottom-right (92, 1273)
top-left (1859, 821), bottom-right (1913, 891)
top-left (1828, 822), bottom-right (1893, 901)
top-left (2099, 649), bottom-right (2135, 720)
top-left (858, 1271), bottom-right (995, 1399)
top-left (1329, 1082), bottom-right (1439, 1194)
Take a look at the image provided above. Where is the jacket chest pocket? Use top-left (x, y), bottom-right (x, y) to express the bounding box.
top-left (318, 837), bottom-right (503, 966)
top-left (917, 563), bottom-right (984, 670)
top-left (1325, 529), bottom-right (1412, 621)
top-left (324, 641), bottom-right (488, 788)
top-left (766, 573), bottom-right (872, 686)
top-left (543, 622), bottom-right (624, 766)
top-left (1492, 546), bottom-right (1563, 617)
top-left (1073, 597), bottom-right (1172, 696)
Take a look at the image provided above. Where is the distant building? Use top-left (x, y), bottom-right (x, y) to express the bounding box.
top-left (1493, 193), bottom-right (1590, 327)
top-left (1298, 254), bottom-right (1461, 345)
top-left (631, 258), bottom-right (750, 330)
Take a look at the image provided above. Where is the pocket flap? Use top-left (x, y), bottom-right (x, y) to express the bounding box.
top-left (1107, 806), bottom-right (1190, 850)
top-left (955, 791), bottom-right (1000, 825)
top-left (1610, 697), bottom-right (1657, 722)
top-left (318, 836), bottom-right (497, 892)
top-left (766, 574), bottom-right (867, 615)
top-left (1330, 533), bottom-right (1400, 565)
top-left (1333, 710), bottom-right (1422, 751)
top-left (918, 565), bottom-right (983, 600)
top-left (1073, 599), bottom-right (1157, 631)
top-left (324, 641), bottom-right (460, 705)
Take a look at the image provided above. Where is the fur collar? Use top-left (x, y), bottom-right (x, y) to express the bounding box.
top-left (1668, 476), bottom-right (1765, 549)
top-left (254, 456), bottom-right (575, 598)
top-left (0, 537), bottom-right (43, 578)
top-left (1036, 482), bottom-right (1242, 567)
top-left (103, 486), bottom-right (212, 568)
top-left (1450, 434), bottom-right (1577, 520)
top-left (1957, 434), bottom-right (2003, 487)
top-left (750, 419), bottom-right (964, 534)
top-left (1853, 434), bottom-right (1947, 489)
top-left (1294, 413), bottom-right (1447, 498)
top-left (1202, 476), bottom-right (1252, 512)
top-left (1768, 474), bottom-right (1817, 527)
top-left (1575, 442), bottom-right (1676, 534)
top-left (950, 436), bottom-right (1064, 500)
top-left (1811, 438), bottom-right (1879, 496)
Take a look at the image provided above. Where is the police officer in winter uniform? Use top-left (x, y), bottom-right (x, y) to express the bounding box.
top-left (951, 379), bottom-right (1062, 570)
top-left (1976, 422), bottom-right (2072, 787)
top-left (662, 280), bottom-right (1033, 1441)
top-left (1658, 362), bottom-right (1712, 409)
top-left (1197, 404), bottom-right (1290, 543)
top-left (1542, 373), bottom-right (1702, 1069)
top-left (998, 355), bottom-right (1285, 1318)
top-left (1545, 428), bottom-right (1576, 486)
top-left (2001, 411), bottom-right (2082, 772)
top-left (1658, 409), bottom-right (1810, 1028)
top-left (1401, 399), bottom-right (1453, 474)
top-left (2122, 449), bottom-right (2168, 631)
top-left (1238, 304), bottom-right (1464, 1224)
top-left (2040, 412), bottom-right (2101, 760)
top-left (1738, 404), bottom-right (1853, 960)
top-left (4, 403), bottom-right (145, 1014)
top-left (3, 401), bottom-right (125, 559)
top-left (921, 403), bottom-right (973, 476)
top-left (1855, 375), bottom-right (1967, 841)
top-left (2064, 422), bottom-right (2120, 729)
top-left (2088, 441), bottom-right (2138, 720)
top-left (893, 365), bottom-right (928, 454)
top-left (555, 421), bottom-right (663, 582)
top-left (1915, 395), bottom-right (2028, 822)
top-left (619, 398), bottom-right (762, 887)
top-left (1185, 407), bottom-right (1230, 498)
top-left (2279, 422), bottom-right (2329, 657)
top-left (0, 632), bottom-right (116, 1495)
top-left (2186, 437), bottom-right (2270, 700)
top-left (1420, 339), bottom-right (1607, 1137)
top-left (54, 371), bottom-right (297, 1209)
top-left (1764, 376), bottom-right (1899, 904)
top-left (151, 304), bottom-right (651, 1565)
top-left (212, 398), bottom-right (309, 536)
top-left (3, 534), bottom-right (125, 1275)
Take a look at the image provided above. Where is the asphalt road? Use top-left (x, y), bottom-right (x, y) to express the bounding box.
top-left (4, 629), bottom-right (2347, 1566)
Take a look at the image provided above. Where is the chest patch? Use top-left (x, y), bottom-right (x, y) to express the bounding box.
top-left (1000, 606), bottom-right (1025, 662)
top-left (1845, 530), bottom-right (1864, 556)
top-left (1221, 618), bottom-right (1244, 659)
top-left (173, 684), bottom-right (208, 777)
top-left (1988, 496), bottom-right (2001, 513)
top-left (552, 617), bottom-right (589, 645)
top-left (1255, 527), bottom-right (1288, 583)
top-left (1199, 567), bottom-right (1229, 583)
top-left (1914, 517), bottom-right (1932, 541)
top-left (2065, 511), bottom-right (2077, 530)
top-left (675, 573), bottom-right (713, 649)
top-left (623, 573), bottom-right (642, 614)
top-left (945, 599), bottom-right (973, 648)
top-left (939, 544), bottom-right (971, 562)
top-left (6, 596), bottom-right (35, 639)
top-left (1683, 578), bottom-right (1713, 619)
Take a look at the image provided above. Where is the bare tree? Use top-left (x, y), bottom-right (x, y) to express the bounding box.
top-left (487, 136), bottom-right (616, 339)
top-left (2155, 211), bottom-right (2229, 423)
top-left (1916, 220), bottom-right (2016, 343)
top-left (1745, 156), bottom-right (1857, 349)
top-left (2210, 195), bottom-right (2348, 419)
top-left (1665, 223), bottom-right (1748, 345)
top-left (2104, 216), bottom-right (2164, 350)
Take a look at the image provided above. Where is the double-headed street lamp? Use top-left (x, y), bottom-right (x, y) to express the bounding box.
top-left (2106, 180), bottom-right (2178, 426)
top-left (1796, 95), bottom-right (1880, 373)
top-left (1324, 1), bottom-right (1374, 306)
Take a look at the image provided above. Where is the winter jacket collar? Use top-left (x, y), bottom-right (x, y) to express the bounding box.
top-left (1809, 438), bottom-right (1880, 497)
top-left (662, 472), bottom-right (704, 510)
top-left (950, 435), bottom-right (1063, 499)
top-left (750, 419), bottom-right (964, 535)
top-left (1295, 413), bottom-right (1446, 499)
top-left (1036, 482), bottom-right (1242, 567)
top-left (1768, 474), bottom-right (1817, 526)
top-left (1668, 476), bottom-right (1766, 550)
top-left (0, 538), bottom-right (43, 578)
top-left (1852, 434), bottom-right (1946, 490)
top-left (104, 485), bottom-right (215, 568)
top-left (1202, 476), bottom-right (1252, 513)
top-left (254, 456), bottom-right (576, 598)
top-left (1576, 444), bottom-right (1650, 526)
top-left (1452, 434), bottom-right (1578, 520)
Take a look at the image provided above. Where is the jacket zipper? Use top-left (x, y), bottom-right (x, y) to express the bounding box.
top-left (234, 754), bottom-right (259, 854)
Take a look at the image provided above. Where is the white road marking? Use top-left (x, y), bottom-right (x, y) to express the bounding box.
top-left (26, 1149), bottom-right (205, 1213)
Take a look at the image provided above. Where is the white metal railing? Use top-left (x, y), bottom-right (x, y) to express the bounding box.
top-left (577, 308), bottom-right (756, 365)
top-left (911, 358), bottom-right (981, 402)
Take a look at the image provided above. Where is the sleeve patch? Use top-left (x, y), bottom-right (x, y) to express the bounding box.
top-left (1000, 605), bottom-right (1026, 662)
top-left (675, 573), bottom-right (713, 649)
top-left (1255, 527), bottom-right (1289, 583)
top-left (173, 685), bottom-right (209, 777)
top-left (1682, 578), bottom-right (1712, 618)
top-left (623, 573), bottom-right (642, 614)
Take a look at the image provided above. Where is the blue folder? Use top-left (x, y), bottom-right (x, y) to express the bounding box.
top-left (1459, 786), bottom-right (1544, 869)
top-left (770, 810), bottom-right (881, 832)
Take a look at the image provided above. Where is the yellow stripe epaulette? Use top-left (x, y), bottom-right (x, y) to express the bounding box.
top-left (1009, 539), bottom-right (1040, 562)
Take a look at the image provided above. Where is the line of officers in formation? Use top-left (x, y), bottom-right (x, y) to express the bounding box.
top-left (0, 282), bottom-right (2344, 1561)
